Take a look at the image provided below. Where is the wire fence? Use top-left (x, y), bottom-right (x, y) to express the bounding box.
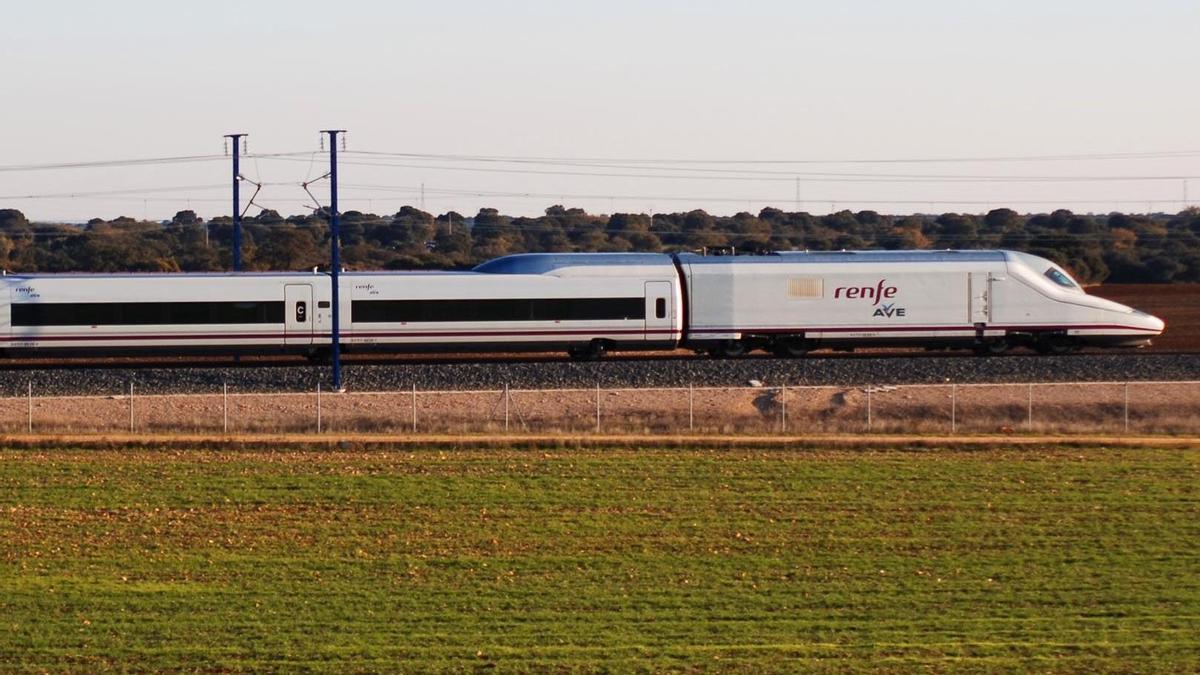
top-left (1, 380), bottom-right (1198, 436)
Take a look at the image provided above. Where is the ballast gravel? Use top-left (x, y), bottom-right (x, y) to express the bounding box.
top-left (0, 353), bottom-right (1197, 397)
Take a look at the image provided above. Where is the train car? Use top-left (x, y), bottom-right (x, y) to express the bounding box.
top-left (0, 248), bottom-right (1162, 359)
top-left (676, 249), bottom-right (1164, 356)
top-left (0, 271), bottom-right (327, 356)
top-left (341, 253), bottom-right (682, 358)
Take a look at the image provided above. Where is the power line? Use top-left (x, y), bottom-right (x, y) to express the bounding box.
top-left (0, 151), bottom-right (312, 173)
top-left (257, 153), bottom-right (1200, 185)
top-left (342, 148), bottom-right (1200, 165)
top-left (336, 183), bottom-right (1194, 207)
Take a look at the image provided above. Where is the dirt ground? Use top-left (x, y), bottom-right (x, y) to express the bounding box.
top-left (1, 381), bottom-right (1196, 437)
top-left (1093, 283), bottom-right (1199, 352)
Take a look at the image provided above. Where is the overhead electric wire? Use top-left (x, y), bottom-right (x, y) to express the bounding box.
top-left (5, 147), bottom-right (1194, 220)
top-left (335, 182), bottom-right (1190, 208)
top-left (345, 148), bottom-right (1200, 165)
top-left (248, 152), bottom-right (1195, 183)
top-left (0, 181), bottom-right (296, 201)
top-left (0, 151), bottom-right (313, 173)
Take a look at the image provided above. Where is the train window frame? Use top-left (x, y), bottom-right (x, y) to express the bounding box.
top-left (655, 298), bottom-right (666, 319)
top-left (11, 301), bottom-right (286, 327)
top-left (352, 297), bottom-right (646, 323)
top-left (1043, 267), bottom-right (1079, 289)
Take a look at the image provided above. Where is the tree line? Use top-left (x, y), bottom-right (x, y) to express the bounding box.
top-left (0, 205), bottom-right (1198, 284)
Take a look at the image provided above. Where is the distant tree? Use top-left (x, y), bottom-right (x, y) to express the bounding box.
top-left (471, 208), bottom-right (518, 259)
top-left (254, 225), bottom-right (323, 270)
top-left (0, 209), bottom-right (29, 229)
top-left (934, 213), bottom-right (979, 247)
top-left (255, 209), bottom-right (284, 224)
top-left (171, 210), bottom-right (202, 226)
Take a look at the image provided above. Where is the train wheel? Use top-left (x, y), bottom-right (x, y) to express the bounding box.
top-left (713, 340), bottom-right (748, 358)
top-left (568, 341), bottom-right (606, 361)
top-left (974, 338), bottom-right (1010, 356)
top-left (1035, 334), bottom-right (1077, 355)
top-left (772, 338), bottom-right (810, 358)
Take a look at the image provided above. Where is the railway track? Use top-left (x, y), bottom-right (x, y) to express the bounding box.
top-left (0, 347), bottom-right (1191, 371)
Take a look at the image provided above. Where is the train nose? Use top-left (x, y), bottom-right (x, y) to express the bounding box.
top-left (1133, 310), bottom-right (1165, 336)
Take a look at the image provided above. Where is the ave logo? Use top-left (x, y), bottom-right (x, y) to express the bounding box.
top-left (832, 279), bottom-right (907, 318)
top-left (874, 303), bottom-right (906, 318)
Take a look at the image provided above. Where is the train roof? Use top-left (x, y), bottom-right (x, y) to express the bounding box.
top-left (0, 250), bottom-right (1019, 280)
top-left (0, 271), bottom-right (325, 280)
top-left (678, 250), bottom-right (1009, 265)
top-left (473, 253), bottom-right (672, 274)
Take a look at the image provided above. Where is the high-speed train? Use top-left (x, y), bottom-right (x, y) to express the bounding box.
top-left (0, 249), bottom-right (1164, 359)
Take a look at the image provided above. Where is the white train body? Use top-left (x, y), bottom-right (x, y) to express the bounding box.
top-left (678, 250), bottom-right (1162, 354)
top-left (341, 254), bottom-right (681, 351)
top-left (0, 249), bottom-right (1162, 358)
top-left (3, 272), bottom-right (324, 353)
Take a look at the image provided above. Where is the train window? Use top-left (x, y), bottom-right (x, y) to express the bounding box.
top-left (1043, 268), bottom-right (1078, 289)
top-left (318, 301), bottom-right (331, 309)
top-left (352, 297), bottom-right (646, 323)
top-left (655, 298), bottom-right (666, 319)
top-left (295, 302), bottom-right (307, 323)
top-left (12, 301), bottom-right (285, 326)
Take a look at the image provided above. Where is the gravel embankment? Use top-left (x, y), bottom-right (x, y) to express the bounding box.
top-left (0, 353), bottom-right (1198, 396)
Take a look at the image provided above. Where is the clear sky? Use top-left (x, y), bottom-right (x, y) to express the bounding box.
top-left (2, 0), bottom-right (1198, 221)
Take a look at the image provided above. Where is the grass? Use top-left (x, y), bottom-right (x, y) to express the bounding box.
top-left (1, 446), bottom-right (1198, 672)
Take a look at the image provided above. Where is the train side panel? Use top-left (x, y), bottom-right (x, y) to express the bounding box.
top-left (1, 274), bottom-right (327, 355)
top-left (680, 253), bottom-right (1007, 346)
top-left (341, 264), bottom-right (682, 352)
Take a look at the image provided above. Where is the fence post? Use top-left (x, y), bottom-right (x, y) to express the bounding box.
top-left (411, 383), bottom-right (417, 434)
top-left (504, 383), bottom-right (510, 432)
top-left (129, 382), bottom-right (135, 433)
top-left (867, 385), bottom-right (872, 431)
top-left (223, 382), bottom-right (229, 434)
top-left (26, 381), bottom-right (32, 433)
top-left (951, 383), bottom-right (957, 434)
top-left (1027, 383), bottom-right (1033, 432)
top-left (595, 383), bottom-right (601, 433)
top-left (1124, 382), bottom-right (1130, 434)
top-left (688, 383), bottom-right (694, 432)
top-left (780, 385), bottom-right (787, 433)
top-left (317, 382), bottom-right (322, 433)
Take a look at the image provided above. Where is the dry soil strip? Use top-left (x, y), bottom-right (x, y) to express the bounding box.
top-left (2, 432), bottom-right (1198, 451)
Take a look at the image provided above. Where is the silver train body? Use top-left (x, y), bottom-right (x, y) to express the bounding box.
top-left (0, 250), bottom-right (1164, 358)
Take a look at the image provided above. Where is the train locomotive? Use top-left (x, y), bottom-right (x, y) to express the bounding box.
top-left (0, 249), bottom-right (1164, 359)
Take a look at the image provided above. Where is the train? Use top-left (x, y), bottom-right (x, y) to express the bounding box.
top-left (0, 249), bottom-right (1164, 359)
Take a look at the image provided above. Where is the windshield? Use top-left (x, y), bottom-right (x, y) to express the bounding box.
top-left (1044, 267), bottom-right (1078, 289)
top-left (1009, 251), bottom-right (1082, 292)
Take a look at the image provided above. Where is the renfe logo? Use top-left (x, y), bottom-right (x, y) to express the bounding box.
top-left (833, 279), bottom-right (898, 306)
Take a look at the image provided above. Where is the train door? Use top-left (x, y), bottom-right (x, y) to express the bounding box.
top-left (285, 284), bottom-right (313, 346)
top-left (645, 281), bottom-right (672, 341)
top-left (968, 272), bottom-right (991, 324)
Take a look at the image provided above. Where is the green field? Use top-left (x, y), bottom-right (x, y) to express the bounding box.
top-left (1, 446), bottom-right (1198, 672)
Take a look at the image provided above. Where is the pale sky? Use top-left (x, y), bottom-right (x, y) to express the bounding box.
top-left (2, 0), bottom-right (1198, 222)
